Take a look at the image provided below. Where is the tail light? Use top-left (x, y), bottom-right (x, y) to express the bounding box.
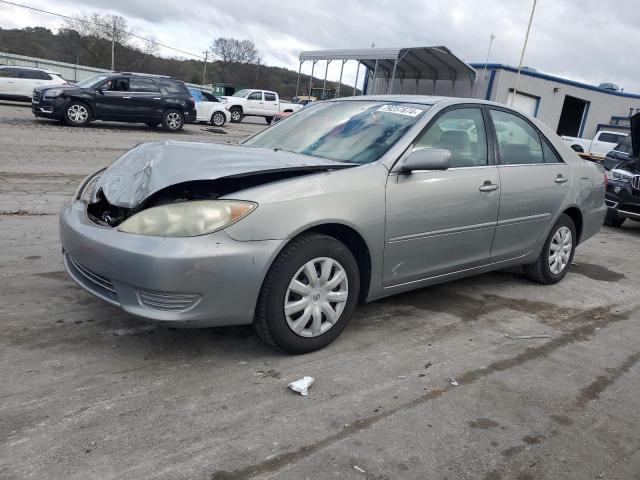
top-left (604, 173), bottom-right (608, 188)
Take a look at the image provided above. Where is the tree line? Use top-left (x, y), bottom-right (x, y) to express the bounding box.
top-left (0, 14), bottom-right (342, 99)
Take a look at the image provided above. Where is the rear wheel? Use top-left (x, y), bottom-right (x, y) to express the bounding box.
top-left (254, 233), bottom-right (360, 354)
top-left (604, 211), bottom-right (625, 227)
top-left (161, 109), bottom-right (184, 131)
top-left (523, 214), bottom-right (576, 284)
top-left (211, 111), bottom-right (226, 127)
top-left (229, 107), bottom-right (243, 123)
top-left (63, 101), bottom-right (91, 127)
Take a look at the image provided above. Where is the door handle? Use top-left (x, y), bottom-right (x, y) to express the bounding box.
top-left (153, 97), bottom-right (161, 100)
top-left (122, 96), bottom-right (131, 99)
top-left (479, 181), bottom-right (499, 192)
top-left (555, 175), bottom-right (568, 184)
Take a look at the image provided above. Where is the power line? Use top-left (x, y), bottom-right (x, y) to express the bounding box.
top-left (0, 0), bottom-right (205, 60)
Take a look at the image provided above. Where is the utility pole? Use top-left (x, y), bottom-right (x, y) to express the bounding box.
top-left (483, 33), bottom-right (495, 78)
top-left (511, 0), bottom-right (537, 106)
top-left (111, 17), bottom-right (116, 71)
top-left (202, 50), bottom-right (208, 85)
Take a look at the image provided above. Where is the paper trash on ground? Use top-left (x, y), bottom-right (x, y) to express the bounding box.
top-left (288, 376), bottom-right (315, 396)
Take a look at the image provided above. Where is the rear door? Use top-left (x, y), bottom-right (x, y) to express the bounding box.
top-left (127, 77), bottom-right (161, 118)
top-left (245, 91), bottom-right (264, 115)
top-left (15, 69), bottom-right (51, 98)
top-left (0, 67), bottom-right (18, 96)
top-left (264, 92), bottom-right (279, 114)
top-left (488, 108), bottom-right (571, 262)
top-left (384, 106), bottom-right (500, 285)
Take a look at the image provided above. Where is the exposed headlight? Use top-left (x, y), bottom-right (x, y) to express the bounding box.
top-left (609, 168), bottom-right (633, 182)
top-left (74, 169), bottom-right (105, 203)
top-left (44, 88), bottom-right (64, 98)
top-left (118, 200), bottom-right (257, 237)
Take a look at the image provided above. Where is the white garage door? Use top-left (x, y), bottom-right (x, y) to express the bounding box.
top-left (506, 91), bottom-right (539, 117)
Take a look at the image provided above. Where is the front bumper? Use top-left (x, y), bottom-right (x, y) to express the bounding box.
top-left (32, 96), bottom-right (66, 119)
top-left (59, 201), bottom-right (286, 326)
top-left (605, 181), bottom-right (640, 222)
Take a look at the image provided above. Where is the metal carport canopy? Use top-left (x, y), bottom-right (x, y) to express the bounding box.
top-left (298, 46), bottom-right (476, 83)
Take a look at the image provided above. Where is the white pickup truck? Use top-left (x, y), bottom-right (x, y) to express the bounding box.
top-left (561, 130), bottom-right (628, 159)
top-left (221, 89), bottom-right (303, 124)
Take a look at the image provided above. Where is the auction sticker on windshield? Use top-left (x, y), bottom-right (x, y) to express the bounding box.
top-left (377, 104), bottom-right (423, 117)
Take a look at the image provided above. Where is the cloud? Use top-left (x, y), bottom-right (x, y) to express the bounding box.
top-left (2, 0), bottom-right (639, 92)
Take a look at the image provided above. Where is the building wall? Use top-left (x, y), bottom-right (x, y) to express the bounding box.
top-left (366, 66), bottom-right (640, 139)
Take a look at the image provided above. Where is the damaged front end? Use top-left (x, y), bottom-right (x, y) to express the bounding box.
top-left (79, 140), bottom-right (354, 230)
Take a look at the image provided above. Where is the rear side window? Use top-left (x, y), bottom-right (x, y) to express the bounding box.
top-left (490, 109), bottom-right (544, 165)
top-left (598, 132), bottom-right (626, 144)
top-left (0, 67), bottom-right (20, 78)
top-left (413, 107), bottom-right (488, 168)
top-left (264, 93), bottom-right (276, 102)
top-left (201, 91), bottom-right (218, 102)
top-left (129, 78), bottom-right (158, 92)
top-left (159, 79), bottom-right (189, 95)
top-left (17, 69), bottom-right (52, 80)
top-left (542, 140), bottom-right (563, 163)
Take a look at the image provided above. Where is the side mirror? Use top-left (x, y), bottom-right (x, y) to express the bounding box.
top-left (401, 148), bottom-right (451, 172)
top-left (96, 86), bottom-right (106, 94)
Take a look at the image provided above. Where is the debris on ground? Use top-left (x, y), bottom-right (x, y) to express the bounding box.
top-left (424, 362), bottom-right (432, 369)
top-left (287, 376), bottom-right (314, 396)
top-left (397, 375), bottom-right (407, 379)
top-left (354, 465), bottom-right (366, 473)
top-left (201, 127), bottom-right (227, 134)
top-left (504, 334), bottom-right (551, 340)
top-left (445, 377), bottom-right (459, 386)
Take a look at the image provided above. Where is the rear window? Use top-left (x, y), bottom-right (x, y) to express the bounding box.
top-left (129, 77), bottom-right (158, 92)
top-left (159, 79), bottom-right (188, 95)
top-left (599, 133), bottom-right (626, 144)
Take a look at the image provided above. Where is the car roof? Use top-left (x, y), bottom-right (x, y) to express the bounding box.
top-left (0, 65), bottom-right (61, 75)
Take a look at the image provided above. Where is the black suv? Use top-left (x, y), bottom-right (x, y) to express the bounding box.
top-left (605, 113), bottom-right (640, 227)
top-left (32, 72), bottom-right (196, 131)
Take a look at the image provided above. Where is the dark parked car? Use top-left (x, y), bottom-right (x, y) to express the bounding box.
top-left (32, 73), bottom-right (196, 131)
top-left (605, 113), bottom-right (640, 227)
top-left (603, 135), bottom-right (632, 171)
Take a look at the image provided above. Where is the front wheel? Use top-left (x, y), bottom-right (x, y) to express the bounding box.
top-left (161, 109), bottom-right (184, 131)
top-left (254, 233), bottom-right (360, 354)
top-left (604, 211), bottom-right (625, 227)
top-left (265, 116), bottom-right (273, 124)
top-left (523, 214), bottom-right (576, 284)
top-left (63, 101), bottom-right (91, 127)
top-left (210, 111), bottom-right (226, 127)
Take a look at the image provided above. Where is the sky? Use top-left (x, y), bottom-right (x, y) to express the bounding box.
top-left (2, 0), bottom-right (640, 93)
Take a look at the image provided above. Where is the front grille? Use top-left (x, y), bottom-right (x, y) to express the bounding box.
top-left (137, 290), bottom-right (202, 312)
top-left (66, 254), bottom-right (118, 302)
top-left (632, 175), bottom-right (640, 190)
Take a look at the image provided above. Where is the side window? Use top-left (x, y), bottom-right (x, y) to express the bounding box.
top-left (247, 91), bottom-right (263, 101)
top-left (413, 108), bottom-right (488, 168)
top-left (0, 69), bottom-right (9, 78)
top-left (264, 93), bottom-right (276, 102)
top-left (542, 140), bottom-right (563, 163)
top-left (18, 69), bottom-right (37, 79)
top-left (1, 68), bottom-right (20, 78)
top-left (129, 78), bottom-right (157, 92)
top-left (111, 78), bottom-right (129, 91)
top-left (490, 109), bottom-right (543, 165)
top-left (201, 91), bottom-right (218, 102)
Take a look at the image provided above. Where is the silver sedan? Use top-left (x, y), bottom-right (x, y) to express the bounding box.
top-left (60, 96), bottom-right (606, 353)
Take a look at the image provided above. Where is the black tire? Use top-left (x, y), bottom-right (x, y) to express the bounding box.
top-left (63, 101), bottom-right (91, 127)
top-left (604, 211), bottom-right (625, 227)
top-left (571, 145), bottom-right (584, 153)
top-left (229, 107), bottom-right (243, 123)
top-left (523, 214), bottom-right (576, 285)
top-left (145, 121), bottom-right (160, 128)
top-left (161, 109), bottom-right (184, 132)
top-left (265, 116), bottom-right (273, 124)
top-left (254, 233), bottom-right (360, 354)
top-left (210, 111), bottom-right (226, 127)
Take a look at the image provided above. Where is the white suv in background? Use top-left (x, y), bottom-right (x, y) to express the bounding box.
top-left (0, 66), bottom-right (67, 102)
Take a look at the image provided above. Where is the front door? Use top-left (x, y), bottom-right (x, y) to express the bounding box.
top-left (245, 91), bottom-right (264, 115)
top-left (384, 107), bottom-right (500, 286)
top-left (488, 108), bottom-right (571, 262)
top-left (94, 77), bottom-right (131, 118)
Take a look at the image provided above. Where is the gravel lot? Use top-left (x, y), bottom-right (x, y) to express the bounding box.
top-left (2, 100), bottom-right (640, 480)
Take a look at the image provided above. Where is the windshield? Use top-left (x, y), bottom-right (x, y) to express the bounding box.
top-left (243, 101), bottom-right (428, 164)
top-left (76, 74), bottom-right (110, 89)
top-left (232, 89), bottom-right (252, 97)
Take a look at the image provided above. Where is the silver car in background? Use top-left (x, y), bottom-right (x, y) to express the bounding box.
top-left (60, 96), bottom-right (606, 353)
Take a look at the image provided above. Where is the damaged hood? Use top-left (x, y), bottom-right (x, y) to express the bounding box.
top-left (97, 141), bottom-right (349, 208)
